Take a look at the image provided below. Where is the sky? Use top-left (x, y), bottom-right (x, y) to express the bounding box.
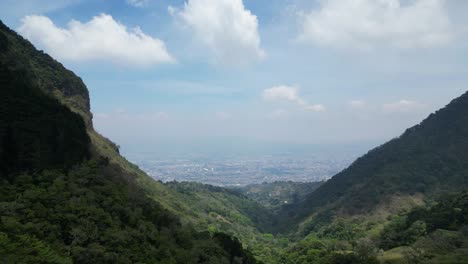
top-left (1, 0), bottom-right (468, 152)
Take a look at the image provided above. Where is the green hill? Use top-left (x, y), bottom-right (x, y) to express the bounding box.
top-left (279, 90), bottom-right (468, 233)
top-left (2, 16), bottom-right (467, 264)
top-left (0, 20), bottom-right (258, 264)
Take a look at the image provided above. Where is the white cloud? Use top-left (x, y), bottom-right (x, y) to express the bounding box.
top-left (298, 0), bottom-right (453, 50)
top-left (170, 0), bottom-right (265, 66)
top-left (18, 14), bottom-right (174, 66)
top-left (263, 85), bottom-right (325, 112)
top-left (126, 0), bottom-right (149, 8)
top-left (382, 99), bottom-right (425, 113)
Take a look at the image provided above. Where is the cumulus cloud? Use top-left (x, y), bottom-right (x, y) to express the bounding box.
top-left (170, 0), bottom-right (265, 66)
top-left (18, 14), bottom-right (174, 66)
top-left (298, 0), bottom-right (453, 50)
top-left (126, 0), bottom-right (149, 7)
top-left (263, 85), bottom-right (325, 112)
top-left (382, 99), bottom-right (425, 113)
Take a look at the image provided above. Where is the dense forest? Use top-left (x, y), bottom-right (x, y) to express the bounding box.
top-left (0, 158), bottom-right (258, 263)
top-left (233, 181), bottom-right (323, 210)
top-left (1, 18), bottom-right (467, 264)
top-left (0, 65), bottom-right (90, 177)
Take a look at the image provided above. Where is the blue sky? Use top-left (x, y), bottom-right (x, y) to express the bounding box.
top-left (1, 0), bottom-right (468, 150)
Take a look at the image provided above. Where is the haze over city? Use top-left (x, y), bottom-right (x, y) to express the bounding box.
top-left (2, 0), bottom-right (468, 184)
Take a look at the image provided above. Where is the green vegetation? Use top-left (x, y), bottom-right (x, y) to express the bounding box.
top-left (0, 20), bottom-right (91, 126)
top-left (141, 181), bottom-right (291, 262)
top-left (0, 65), bottom-right (90, 177)
top-left (1, 18), bottom-right (467, 264)
top-left (279, 89), bottom-right (468, 233)
top-left (279, 191), bottom-right (468, 264)
top-left (233, 181), bottom-right (323, 210)
top-left (376, 192), bottom-right (468, 263)
top-left (0, 20), bottom-right (258, 263)
top-left (380, 192), bottom-right (467, 249)
top-left (163, 181), bottom-right (274, 232)
top-left (0, 159), bottom-right (258, 263)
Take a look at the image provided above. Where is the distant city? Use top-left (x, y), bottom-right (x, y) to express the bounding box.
top-left (123, 142), bottom-right (374, 186)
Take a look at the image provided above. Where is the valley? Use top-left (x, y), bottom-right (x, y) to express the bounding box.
top-left (1, 9), bottom-right (467, 264)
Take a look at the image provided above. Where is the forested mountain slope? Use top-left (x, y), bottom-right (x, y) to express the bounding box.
top-left (0, 66), bottom-right (90, 177)
top-left (0, 20), bottom-right (258, 263)
top-left (233, 181), bottom-right (323, 210)
top-left (0, 21), bottom-right (91, 126)
top-left (2, 16), bottom-right (467, 263)
top-left (280, 90), bottom-right (468, 232)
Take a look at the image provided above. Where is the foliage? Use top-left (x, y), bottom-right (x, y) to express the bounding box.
top-left (158, 181), bottom-right (295, 263)
top-left (164, 181), bottom-right (274, 232)
top-left (233, 181), bottom-right (323, 210)
top-left (315, 218), bottom-right (368, 241)
top-left (0, 20), bottom-right (91, 125)
top-left (279, 89), bottom-right (468, 231)
top-left (380, 191), bottom-right (468, 250)
top-left (279, 235), bottom-right (379, 264)
top-left (0, 64), bottom-right (90, 177)
top-left (2, 17), bottom-right (468, 264)
top-left (0, 19), bottom-right (259, 263)
top-left (0, 160), bottom-right (259, 263)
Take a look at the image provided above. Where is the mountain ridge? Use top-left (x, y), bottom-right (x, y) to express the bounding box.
top-left (1, 17), bottom-right (467, 264)
top-left (0, 19), bottom-right (260, 264)
top-left (278, 89), bottom-right (468, 233)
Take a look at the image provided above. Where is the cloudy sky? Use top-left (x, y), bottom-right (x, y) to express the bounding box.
top-left (1, 0), bottom-right (467, 150)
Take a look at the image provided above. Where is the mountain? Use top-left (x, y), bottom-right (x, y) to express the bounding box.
top-left (279, 90), bottom-right (468, 233)
top-left (2, 17), bottom-right (467, 264)
top-left (0, 20), bottom-right (258, 263)
top-left (0, 65), bottom-right (90, 177)
top-left (274, 92), bottom-right (468, 264)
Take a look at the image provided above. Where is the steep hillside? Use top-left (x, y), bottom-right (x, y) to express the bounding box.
top-left (0, 65), bottom-right (90, 177)
top-left (0, 21), bottom-right (91, 126)
top-left (1, 19), bottom-right (286, 262)
top-left (162, 182), bottom-right (274, 233)
top-left (0, 20), bottom-right (259, 263)
top-left (280, 90), bottom-right (468, 232)
top-left (279, 190), bottom-right (468, 264)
